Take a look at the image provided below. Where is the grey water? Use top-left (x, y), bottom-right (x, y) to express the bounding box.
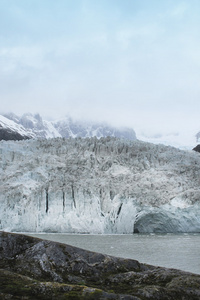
top-left (27, 233), bottom-right (200, 275)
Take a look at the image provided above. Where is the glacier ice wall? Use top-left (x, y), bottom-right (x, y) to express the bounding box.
top-left (0, 137), bottom-right (200, 233)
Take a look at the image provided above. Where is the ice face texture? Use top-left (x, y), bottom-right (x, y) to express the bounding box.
top-left (0, 137), bottom-right (200, 233)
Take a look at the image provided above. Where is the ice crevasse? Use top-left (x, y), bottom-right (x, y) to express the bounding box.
top-left (0, 137), bottom-right (200, 233)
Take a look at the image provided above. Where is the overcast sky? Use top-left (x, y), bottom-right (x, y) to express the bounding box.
top-left (0, 0), bottom-right (200, 140)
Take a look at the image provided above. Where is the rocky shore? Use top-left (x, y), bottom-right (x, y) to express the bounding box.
top-left (0, 232), bottom-right (200, 299)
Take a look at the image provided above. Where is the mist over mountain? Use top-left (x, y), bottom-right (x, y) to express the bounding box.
top-left (195, 131), bottom-right (200, 144)
top-left (1, 112), bottom-right (199, 151)
top-left (0, 113), bottom-right (136, 141)
top-left (137, 130), bottom-right (198, 151)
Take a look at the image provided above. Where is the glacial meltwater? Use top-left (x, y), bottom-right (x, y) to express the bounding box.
top-left (27, 233), bottom-right (200, 275)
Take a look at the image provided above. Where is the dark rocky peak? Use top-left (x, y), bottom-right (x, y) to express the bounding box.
top-left (193, 144), bottom-right (200, 153)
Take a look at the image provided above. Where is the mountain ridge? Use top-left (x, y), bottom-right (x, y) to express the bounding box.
top-left (0, 112), bottom-right (136, 141)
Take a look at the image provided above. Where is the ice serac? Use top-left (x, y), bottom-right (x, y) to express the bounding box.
top-left (0, 137), bottom-right (200, 233)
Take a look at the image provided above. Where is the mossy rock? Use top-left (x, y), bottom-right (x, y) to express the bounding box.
top-left (1, 232), bottom-right (200, 300)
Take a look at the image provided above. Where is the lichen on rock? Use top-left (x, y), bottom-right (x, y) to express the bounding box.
top-left (0, 232), bottom-right (200, 299)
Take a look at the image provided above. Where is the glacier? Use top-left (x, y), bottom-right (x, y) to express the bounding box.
top-left (0, 137), bottom-right (200, 233)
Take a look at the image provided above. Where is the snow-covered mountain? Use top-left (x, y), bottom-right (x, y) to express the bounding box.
top-left (0, 115), bottom-right (31, 141)
top-left (53, 117), bottom-right (136, 140)
top-left (2, 113), bottom-right (61, 140)
top-left (1, 137), bottom-right (200, 233)
top-left (1, 113), bottom-right (136, 141)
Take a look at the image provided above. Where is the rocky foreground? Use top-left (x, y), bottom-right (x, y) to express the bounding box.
top-left (0, 232), bottom-right (200, 299)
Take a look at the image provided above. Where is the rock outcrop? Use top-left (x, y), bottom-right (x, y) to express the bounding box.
top-left (193, 144), bottom-right (200, 153)
top-left (0, 115), bottom-right (31, 141)
top-left (0, 232), bottom-right (200, 299)
top-left (0, 125), bottom-right (30, 141)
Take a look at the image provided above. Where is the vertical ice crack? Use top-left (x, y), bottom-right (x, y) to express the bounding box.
top-left (63, 191), bottom-right (65, 212)
top-left (45, 188), bottom-right (49, 213)
top-left (117, 203), bottom-right (123, 217)
top-left (71, 184), bottom-right (76, 208)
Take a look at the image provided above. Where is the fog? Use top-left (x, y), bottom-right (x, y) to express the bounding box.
top-left (1, 0), bottom-right (200, 147)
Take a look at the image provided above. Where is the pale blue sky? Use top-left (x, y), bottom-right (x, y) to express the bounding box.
top-left (0, 0), bottom-right (200, 137)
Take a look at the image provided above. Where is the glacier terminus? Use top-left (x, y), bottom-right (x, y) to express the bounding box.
top-left (0, 137), bottom-right (200, 233)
